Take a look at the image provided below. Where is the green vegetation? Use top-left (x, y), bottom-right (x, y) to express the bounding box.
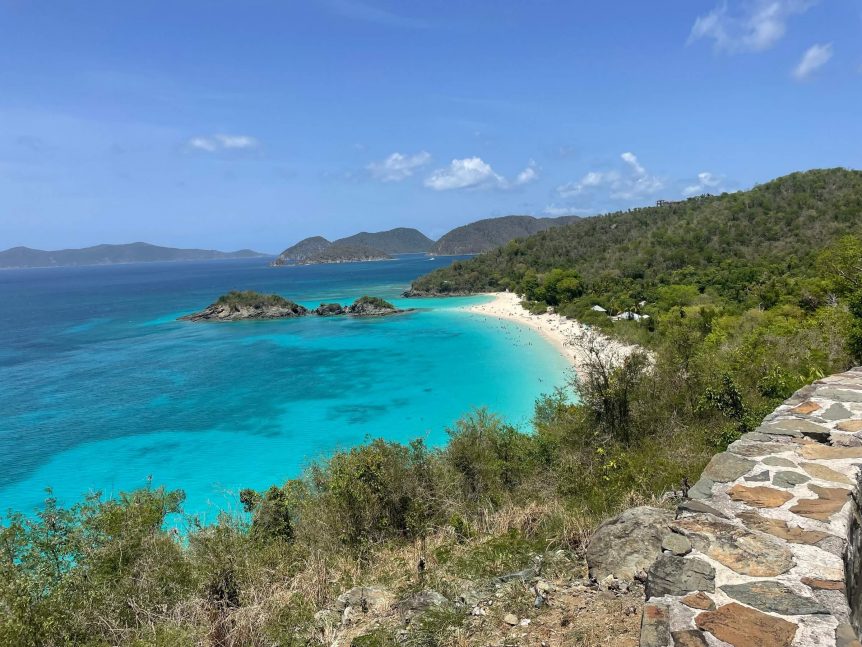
top-left (352, 295), bottom-right (396, 310)
top-left (4, 168), bottom-right (862, 645)
top-left (215, 290), bottom-right (299, 308)
top-left (429, 215), bottom-right (579, 255)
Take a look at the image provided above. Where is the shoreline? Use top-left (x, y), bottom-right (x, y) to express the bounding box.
top-left (463, 292), bottom-right (640, 375)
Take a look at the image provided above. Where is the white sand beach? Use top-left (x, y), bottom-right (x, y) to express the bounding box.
top-left (463, 292), bottom-right (640, 374)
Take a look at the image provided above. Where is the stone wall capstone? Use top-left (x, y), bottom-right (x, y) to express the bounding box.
top-left (638, 367), bottom-right (862, 647)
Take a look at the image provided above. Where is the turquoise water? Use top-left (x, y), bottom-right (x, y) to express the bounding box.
top-left (0, 255), bottom-right (570, 520)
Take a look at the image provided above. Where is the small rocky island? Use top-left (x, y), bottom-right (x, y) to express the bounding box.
top-left (181, 292), bottom-right (408, 322)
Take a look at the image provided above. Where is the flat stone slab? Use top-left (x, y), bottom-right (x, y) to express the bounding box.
top-left (695, 603), bottom-right (798, 647)
top-left (702, 452), bottom-right (755, 482)
top-left (799, 462), bottom-right (853, 485)
top-left (728, 484), bottom-right (793, 507)
top-left (640, 603), bottom-right (671, 647)
top-left (677, 500), bottom-right (730, 519)
top-left (763, 456), bottom-right (797, 468)
top-left (817, 387), bottom-right (862, 402)
top-left (671, 629), bottom-right (710, 647)
top-left (688, 477), bottom-right (714, 500)
top-left (673, 516), bottom-right (793, 576)
top-left (646, 555), bottom-right (715, 597)
top-left (802, 576), bottom-right (845, 591)
top-left (736, 510), bottom-right (829, 544)
top-left (824, 403), bottom-right (854, 420)
top-left (789, 484), bottom-right (851, 521)
top-left (681, 591), bottom-right (715, 610)
top-left (790, 401), bottom-right (821, 414)
top-left (730, 441), bottom-right (795, 457)
top-left (721, 581), bottom-right (827, 615)
top-left (799, 445), bottom-right (862, 460)
top-left (772, 470), bottom-right (810, 488)
top-left (745, 470), bottom-right (771, 482)
top-left (836, 420), bottom-right (862, 433)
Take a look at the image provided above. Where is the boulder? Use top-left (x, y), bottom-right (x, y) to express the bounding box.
top-left (586, 506), bottom-right (674, 581)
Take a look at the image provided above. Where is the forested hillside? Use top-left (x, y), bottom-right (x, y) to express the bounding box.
top-left (411, 169), bottom-right (862, 313)
top-left (429, 215), bottom-right (579, 255)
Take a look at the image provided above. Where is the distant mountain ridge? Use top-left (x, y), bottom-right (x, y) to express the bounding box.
top-left (429, 215), bottom-right (581, 256)
top-left (272, 227), bottom-right (431, 266)
top-left (0, 242), bottom-right (267, 269)
top-left (272, 217), bottom-right (583, 267)
top-left (336, 228), bottom-right (433, 254)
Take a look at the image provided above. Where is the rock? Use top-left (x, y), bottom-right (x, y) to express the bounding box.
top-left (639, 603), bottom-right (671, 647)
top-left (789, 484), bottom-right (851, 521)
top-left (661, 533), bottom-right (692, 556)
top-left (399, 590), bottom-right (447, 614)
top-left (771, 470), bottom-right (810, 488)
top-left (645, 555), bottom-right (715, 597)
top-left (799, 462), bottom-right (853, 485)
top-left (681, 591), bottom-right (715, 610)
top-left (503, 613), bottom-right (519, 626)
top-left (586, 506), bottom-right (673, 581)
top-left (836, 623), bottom-right (862, 647)
top-left (729, 441), bottom-right (794, 457)
top-left (836, 420), bottom-right (862, 433)
top-left (736, 510), bottom-right (829, 544)
top-left (695, 602), bottom-right (798, 647)
top-left (823, 403), bottom-right (853, 420)
top-left (334, 586), bottom-right (392, 613)
top-left (346, 296), bottom-right (402, 316)
top-left (313, 302), bottom-right (346, 316)
top-left (728, 484), bottom-right (793, 508)
top-left (688, 477), bottom-right (714, 499)
top-left (721, 581), bottom-right (827, 615)
top-left (745, 470), bottom-right (770, 482)
top-left (181, 291), bottom-right (309, 321)
top-left (790, 401), bottom-right (821, 415)
top-left (671, 630), bottom-right (710, 647)
top-left (817, 387), bottom-right (862, 403)
top-left (761, 418), bottom-right (831, 441)
top-left (799, 445), bottom-right (862, 460)
top-left (831, 433), bottom-right (862, 447)
top-left (677, 500), bottom-right (730, 519)
top-left (762, 456), bottom-right (797, 468)
top-left (701, 452), bottom-right (755, 482)
top-left (802, 576), bottom-right (845, 591)
top-left (673, 516), bottom-right (794, 576)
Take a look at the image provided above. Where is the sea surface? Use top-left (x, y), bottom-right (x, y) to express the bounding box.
top-left (0, 255), bottom-right (570, 520)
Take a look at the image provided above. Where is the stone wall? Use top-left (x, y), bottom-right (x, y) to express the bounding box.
top-left (638, 367), bottom-right (862, 647)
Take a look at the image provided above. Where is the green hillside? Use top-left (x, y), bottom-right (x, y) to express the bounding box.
top-left (429, 214), bottom-right (580, 255)
top-left (411, 169), bottom-right (862, 311)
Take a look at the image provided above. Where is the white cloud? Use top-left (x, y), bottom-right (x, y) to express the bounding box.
top-left (793, 43), bottom-right (833, 80)
top-left (187, 133), bottom-right (259, 152)
top-left (689, 0), bottom-right (816, 53)
top-left (424, 157), bottom-right (538, 191)
top-left (367, 151), bottom-right (431, 182)
top-left (513, 160), bottom-right (540, 186)
top-left (682, 171), bottom-right (723, 196)
top-left (557, 152), bottom-right (663, 202)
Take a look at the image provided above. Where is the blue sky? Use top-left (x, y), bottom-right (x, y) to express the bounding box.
top-left (1, 0), bottom-right (860, 253)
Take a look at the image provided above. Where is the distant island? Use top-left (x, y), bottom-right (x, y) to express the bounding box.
top-left (271, 217), bottom-right (581, 266)
top-left (271, 227), bottom-right (432, 266)
top-left (0, 242), bottom-right (267, 269)
top-left (181, 291), bottom-right (405, 321)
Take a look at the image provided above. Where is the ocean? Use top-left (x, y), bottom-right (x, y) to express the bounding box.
top-left (0, 255), bottom-right (570, 520)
